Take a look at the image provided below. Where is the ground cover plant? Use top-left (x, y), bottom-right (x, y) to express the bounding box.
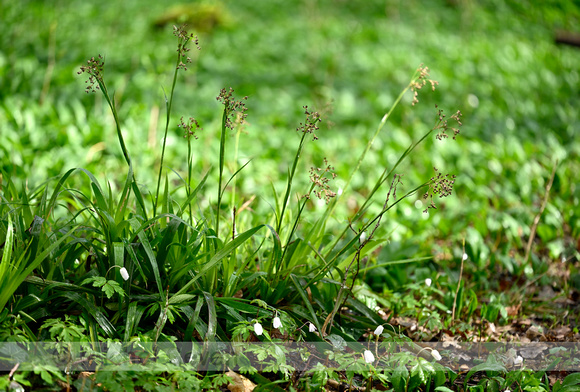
top-left (1, 0), bottom-right (580, 391)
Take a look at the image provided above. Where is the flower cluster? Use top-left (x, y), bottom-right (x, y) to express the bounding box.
top-left (173, 25), bottom-right (200, 71)
top-left (178, 116), bottom-right (202, 139)
top-left (410, 64), bottom-right (439, 106)
top-left (216, 87), bottom-right (248, 130)
top-left (304, 158), bottom-right (337, 204)
top-left (77, 55), bottom-right (105, 93)
top-left (296, 106), bottom-right (321, 140)
top-left (423, 167), bottom-right (456, 213)
top-left (434, 105), bottom-right (463, 140)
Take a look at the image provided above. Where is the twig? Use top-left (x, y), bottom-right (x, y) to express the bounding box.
top-left (8, 362), bottom-right (19, 379)
top-left (523, 160), bottom-right (558, 266)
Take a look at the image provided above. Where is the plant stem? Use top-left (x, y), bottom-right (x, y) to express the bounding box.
top-left (276, 131), bottom-right (308, 237)
top-left (216, 107), bottom-right (228, 236)
top-left (153, 54), bottom-right (181, 217)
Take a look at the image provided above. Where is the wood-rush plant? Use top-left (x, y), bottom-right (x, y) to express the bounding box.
top-left (1, 23), bottom-right (463, 389)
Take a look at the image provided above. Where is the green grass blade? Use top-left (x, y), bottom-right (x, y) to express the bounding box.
top-left (116, 165), bottom-right (133, 223)
top-left (129, 217), bottom-right (164, 299)
top-left (202, 291), bottom-right (217, 342)
top-left (174, 224), bottom-right (272, 296)
top-left (290, 274), bottom-right (320, 332)
top-left (113, 241), bottom-right (124, 284)
top-left (58, 291), bottom-right (116, 337)
top-left (0, 212), bottom-right (14, 287)
top-left (0, 224), bottom-right (80, 315)
top-left (358, 256), bottom-right (433, 273)
top-left (124, 302), bottom-right (145, 342)
top-left (180, 170), bottom-right (210, 212)
top-left (216, 106), bottom-right (228, 236)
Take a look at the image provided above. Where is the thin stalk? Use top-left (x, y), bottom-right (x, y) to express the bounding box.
top-left (215, 107), bottom-right (228, 235)
top-left (310, 181), bottom-right (430, 288)
top-left (187, 137), bottom-right (194, 223)
top-left (451, 238), bottom-right (466, 325)
top-left (153, 54), bottom-right (181, 216)
top-left (276, 183), bottom-right (315, 278)
top-left (277, 132), bottom-right (309, 236)
top-left (96, 79), bottom-right (132, 169)
top-left (94, 78), bottom-right (147, 219)
top-left (325, 71), bottom-right (419, 220)
top-left (323, 126), bottom-right (435, 261)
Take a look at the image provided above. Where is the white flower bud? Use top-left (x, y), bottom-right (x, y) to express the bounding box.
top-left (363, 350), bottom-right (375, 364)
top-left (308, 322), bottom-right (317, 333)
top-left (431, 349), bottom-right (442, 361)
top-left (359, 232), bottom-right (367, 244)
top-left (462, 253), bottom-right (468, 261)
top-left (425, 278), bottom-right (432, 287)
top-left (253, 322), bottom-right (263, 336)
top-left (120, 267), bottom-right (129, 281)
top-left (514, 355), bottom-right (523, 365)
top-left (273, 316), bottom-right (282, 329)
top-left (374, 325), bottom-right (384, 336)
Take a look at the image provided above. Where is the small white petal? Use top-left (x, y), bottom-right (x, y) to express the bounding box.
top-left (363, 350), bottom-right (375, 364)
top-left (431, 350), bottom-right (442, 361)
top-left (254, 322), bottom-right (263, 336)
top-left (462, 253), bottom-right (468, 261)
top-left (308, 322), bottom-right (317, 333)
top-left (425, 278), bottom-right (432, 287)
top-left (514, 356), bottom-right (523, 365)
top-left (120, 267), bottom-right (129, 281)
top-left (273, 316), bottom-right (282, 329)
top-left (374, 325), bottom-right (384, 336)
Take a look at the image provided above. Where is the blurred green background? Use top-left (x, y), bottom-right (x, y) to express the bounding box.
top-left (1, 0), bottom-right (579, 287)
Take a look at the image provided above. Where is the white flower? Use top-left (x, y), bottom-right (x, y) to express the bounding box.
top-left (254, 322), bottom-right (263, 336)
top-left (363, 350), bottom-right (375, 364)
top-left (359, 232), bottom-right (367, 244)
top-left (120, 267), bottom-right (129, 281)
top-left (462, 253), bottom-right (468, 261)
top-left (514, 355), bottom-right (523, 365)
top-left (431, 349), bottom-right (442, 361)
top-left (308, 322), bottom-right (317, 333)
top-left (374, 325), bottom-right (384, 336)
top-left (273, 316), bottom-right (282, 329)
top-left (425, 278), bottom-right (432, 287)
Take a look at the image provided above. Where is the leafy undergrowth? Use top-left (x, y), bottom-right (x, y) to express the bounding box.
top-left (1, 1), bottom-right (580, 391)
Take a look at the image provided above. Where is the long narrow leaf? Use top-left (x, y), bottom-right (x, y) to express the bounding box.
top-left (59, 291), bottom-right (116, 337)
top-left (0, 224), bottom-right (80, 314)
top-left (124, 302), bottom-right (145, 342)
top-left (203, 291), bottom-right (217, 342)
top-left (129, 218), bottom-right (164, 299)
top-left (174, 224), bottom-right (273, 296)
top-left (0, 213), bottom-right (14, 286)
top-left (290, 274), bottom-right (320, 332)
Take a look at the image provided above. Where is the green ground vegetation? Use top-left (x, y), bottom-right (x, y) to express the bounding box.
top-left (1, 0), bottom-right (579, 390)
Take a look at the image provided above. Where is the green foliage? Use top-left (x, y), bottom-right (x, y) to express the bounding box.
top-left (1, 0), bottom-right (579, 390)
top-left (82, 276), bottom-right (126, 299)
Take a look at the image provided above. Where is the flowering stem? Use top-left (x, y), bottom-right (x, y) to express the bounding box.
top-left (215, 106), bottom-right (228, 236)
top-left (153, 48), bottom-right (181, 217)
top-left (277, 131), bottom-right (308, 237)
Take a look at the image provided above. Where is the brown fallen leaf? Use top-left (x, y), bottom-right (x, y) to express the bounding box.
top-left (226, 369), bottom-right (256, 392)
